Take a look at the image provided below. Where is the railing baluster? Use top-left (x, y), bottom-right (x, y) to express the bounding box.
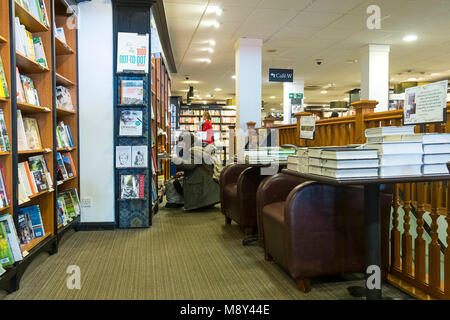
top-left (402, 183), bottom-right (413, 275)
top-left (415, 182), bottom-right (426, 282)
top-left (391, 185), bottom-right (401, 271)
top-left (429, 182), bottom-right (441, 289)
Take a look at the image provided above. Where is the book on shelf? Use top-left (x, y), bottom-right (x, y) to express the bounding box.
top-left (57, 189), bottom-right (80, 228)
top-left (379, 153), bottom-right (423, 166)
top-left (56, 86), bottom-right (74, 111)
top-left (29, 155), bottom-right (52, 189)
top-left (320, 147), bottom-right (378, 160)
top-left (33, 37), bottom-right (47, 68)
top-left (61, 152), bottom-right (76, 178)
top-left (0, 110), bottom-right (11, 152)
top-left (17, 205), bottom-right (45, 245)
top-left (0, 164), bottom-right (10, 208)
top-left (20, 74), bottom-right (40, 106)
top-left (55, 27), bottom-right (66, 43)
top-left (0, 56), bottom-right (9, 98)
top-left (18, 162), bottom-right (35, 198)
top-left (15, 0), bottom-right (49, 27)
top-left (16, 68), bottom-right (26, 103)
top-left (364, 142), bottom-right (423, 155)
top-left (120, 79), bottom-right (144, 105)
top-left (56, 152), bottom-right (68, 181)
top-left (22, 116), bottom-right (43, 150)
top-left (151, 178), bottom-right (157, 202)
top-left (119, 110), bottom-right (143, 136)
top-left (56, 121), bottom-right (74, 148)
top-left (0, 222), bottom-right (15, 268)
top-left (379, 165), bottom-right (422, 177)
top-left (365, 126), bottom-right (415, 137)
top-left (28, 155), bottom-right (51, 192)
top-left (423, 164), bottom-right (449, 175)
top-left (0, 214), bottom-right (23, 263)
top-left (120, 174), bottom-right (145, 199)
top-left (56, 197), bottom-right (68, 228)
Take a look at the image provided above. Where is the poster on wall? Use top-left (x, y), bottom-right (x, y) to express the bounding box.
top-left (299, 116), bottom-right (316, 140)
top-left (403, 80), bottom-right (448, 125)
top-left (117, 32), bottom-right (149, 73)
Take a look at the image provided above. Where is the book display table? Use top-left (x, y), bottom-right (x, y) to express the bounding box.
top-left (281, 169), bottom-right (450, 300)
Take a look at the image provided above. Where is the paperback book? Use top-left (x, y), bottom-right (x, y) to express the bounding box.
top-left (0, 56), bottom-right (9, 98)
top-left (18, 205), bottom-right (45, 240)
top-left (0, 214), bottom-right (23, 263)
top-left (119, 110), bottom-right (143, 136)
top-left (120, 80), bottom-right (144, 105)
top-left (120, 174), bottom-right (145, 199)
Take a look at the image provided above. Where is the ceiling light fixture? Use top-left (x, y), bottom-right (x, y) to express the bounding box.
top-left (214, 88), bottom-right (222, 91)
top-left (430, 73), bottom-right (441, 77)
top-left (321, 90), bottom-right (328, 94)
top-left (206, 94), bottom-right (212, 98)
top-left (231, 75), bottom-right (236, 79)
top-left (208, 40), bottom-right (216, 46)
top-left (270, 96), bottom-right (276, 99)
top-left (198, 58), bottom-right (211, 63)
top-left (403, 34), bottom-right (418, 42)
top-left (202, 47), bottom-right (214, 53)
top-left (206, 6), bottom-right (222, 16)
top-left (205, 20), bottom-right (220, 28)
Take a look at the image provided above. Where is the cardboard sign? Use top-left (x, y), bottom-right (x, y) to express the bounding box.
top-left (403, 80), bottom-right (448, 125)
top-left (117, 32), bottom-right (149, 73)
top-left (299, 116), bottom-right (316, 140)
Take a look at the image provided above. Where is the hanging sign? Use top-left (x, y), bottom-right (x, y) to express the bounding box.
top-left (117, 32), bottom-right (149, 73)
top-left (269, 68), bottom-right (293, 82)
top-left (403, 80), bottom-right (448, 125)
top-left (299, 116), bottom-right (316, 140)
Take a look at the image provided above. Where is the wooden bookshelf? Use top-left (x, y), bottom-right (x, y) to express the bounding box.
top-left (0, 0), bottom-right (80, 293)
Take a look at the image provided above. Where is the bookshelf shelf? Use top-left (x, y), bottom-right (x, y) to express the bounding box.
top-left (14, 1), bottom-right (49, 33)
top-left (18, 148), bottom-right (51, 155)
top-left (57, 176), bottom-right (77, 185)
top-left (16, 51), bottom-right (50, 74)
top-left (0, 35), bottom-right (6, 44)
top-left (55, 37), bottom-right (74, 56)
top-left (20, 232), bottom-right (52, 253)
top-left (0, 97), bottom-right (9, 103)
top-left (56, 72), bottom-right (75, 87)
top-left (17, 101), bottom-right (51, 113)
top-left (57, 147), bottom-right (76, 152)
top-left (0, 152), bottom-right (11, 156)
top-left (56, 107), bottom-right (76, 116)
top-left (0, 205), bottom-right (11, 213)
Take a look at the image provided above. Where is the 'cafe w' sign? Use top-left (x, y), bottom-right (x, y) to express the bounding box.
top-left (269, 68), bottom-right (293, 82)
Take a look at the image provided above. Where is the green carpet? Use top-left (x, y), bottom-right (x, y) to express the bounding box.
top-left (2, 205), bottom-right (411, 300)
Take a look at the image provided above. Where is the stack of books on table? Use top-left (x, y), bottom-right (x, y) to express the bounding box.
top-left (364, 126), bottom-right (423, 177)
top-left (422, 133), bottom-right (450, 175)
top-left (316, 147), bottom-right (379, 178)
top-left (287, 148), bottom-right (308, 172)
top-left (243, 147), bottom-right (295, 164)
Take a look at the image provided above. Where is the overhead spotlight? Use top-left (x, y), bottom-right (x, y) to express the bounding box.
top-left (202, 47), bottom-right (214, 53)
top-left (430, 73), bottom-right (441, 77)
top-left (208, 40), bottom-right (216, 46)
top-left (403, 34), bottom-right (418, 42)
top-left (205, 20), bottom-right (220, 28)
top-left (321, 90), bottom-right (328, 94)
top-left (198, 58), bottom-right (211, 63)
top-left (270, 96), bottom-right (276, 99)
top-left (215, 88), bottom-right (222, 92)
top-left (231, 75), bottom-right (236, 79)
top-left (206, 94), bottom-right (212, 98)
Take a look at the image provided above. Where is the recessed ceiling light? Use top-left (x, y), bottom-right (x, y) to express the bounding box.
top-left (231, 75), bottom-right (236, 79)
top-left (407, 78), bottom-right (417, 81)
top-left (206, 6), bottom-right (222, 16)
top-left (271, 108), bottom-right (275, 111)
top-left (431, 73), bottom-right (441, 77)
top-left (214, 88), bottom-right (222, 91)
top-left (198, 58), bottom-right (211, 63)
top-left (270, 96), bottom-right (276, 99)
top-left (206, 94), bottom-right (212, 98)
top-left (208, 40), bottom-right (216, 46)
top-left (205, 20), bottom-right (220, 28)
top-left (202, 47), bottom-right (214, 53)
top-left (321, 90), bottom-right (328, 94)
top-left (182, 80), bottom-right (199, 84)
top-left (403, 34), bottom-right (418, 42)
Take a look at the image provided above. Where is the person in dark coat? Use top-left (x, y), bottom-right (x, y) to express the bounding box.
top-left (171, 132), bottom-right (221, 211)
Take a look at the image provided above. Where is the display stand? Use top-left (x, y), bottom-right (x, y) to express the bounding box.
top-left (112, 0), bottom-right (155, 228)
top-left (0, 0), bottom-right (80, 293)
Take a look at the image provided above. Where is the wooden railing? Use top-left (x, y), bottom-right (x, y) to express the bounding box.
top-left (273, 100), bottom-right (450, 299)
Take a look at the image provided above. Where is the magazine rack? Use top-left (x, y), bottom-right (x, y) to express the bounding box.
top-left (0, 0), bottom-right (80, 293)
top-left (112, 0), bottom-right (156, 228)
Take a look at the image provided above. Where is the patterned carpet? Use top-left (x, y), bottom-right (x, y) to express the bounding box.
top-left (2, 205), bottom-right (412, 300)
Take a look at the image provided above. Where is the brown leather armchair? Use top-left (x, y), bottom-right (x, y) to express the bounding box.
top-left (258, 173), bottom-right (392, 292)
top-left (220, 163), bottom-right (272, 235)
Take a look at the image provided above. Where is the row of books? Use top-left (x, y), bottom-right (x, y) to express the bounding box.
top-left (18, 155), bottom-right (53, 204)
top-left (0, 213), bottom-right (23, 268)
top-left (56, 121), bottom-right (75, 148)
top-left (57, 188), bottom-right (80, 228)
top-left (0, 57), bottom-right (9, 99)
top-left (15, 0), bottom-right (49, 28)
top-left (0, 110), bottom-right (11, 153)
top-left (56, 86), bottom-right (74, 111)
top-left (56, 152), bottom-right (77, 183)
top-left (14, 17), bottom-right (48, 68)
top-left (16, 67), bottom-right (41, 107)
top-left (17, 110), bottom-right (42, 151)
top-left (287, 127), bottom-right (450, 178)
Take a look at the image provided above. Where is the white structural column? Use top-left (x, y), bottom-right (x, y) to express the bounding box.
top-left (235, 38), bottom-right (263, 130)
top-left (360, 44), bottom-right (390, 112)
top-left (283, 80), bottom-right (304, 124)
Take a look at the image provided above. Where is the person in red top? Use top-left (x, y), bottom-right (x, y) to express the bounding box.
top-left (201, 111), bottom-right (214, 145)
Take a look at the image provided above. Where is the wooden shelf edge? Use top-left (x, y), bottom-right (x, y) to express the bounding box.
top-left (0, 97), bottom-right (9, 103)
top-left (0, 35), bottom-right (7, 44)
top-left (56, 107), bottom-right (76, 115)
top-left (57, 147), bottom-right (76, 152)
top-left (16, 51), bottom-right (50, 73)
top-left (55, 37), bottom-right (74, 56)
top-left (20, 232), bottom-right (52, 254)
top-left (17, 101), bottom-right (51, 113)
top-left (56, 73), bottom-right (75, 87)
top-left (18, 148), bottom-right (52, 155)
top-left (57, 176), bottom-right (77, 185)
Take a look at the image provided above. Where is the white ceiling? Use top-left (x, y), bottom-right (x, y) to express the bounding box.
top-left (164, 0), bottom-right (450, 111)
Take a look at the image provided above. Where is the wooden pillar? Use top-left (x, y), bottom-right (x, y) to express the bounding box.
top-left (295, 112), bottom-right (312, 147)
top-left (351, 100), bottom-right (378, 144)
top-left (262, 118), bottom-right (275, 128)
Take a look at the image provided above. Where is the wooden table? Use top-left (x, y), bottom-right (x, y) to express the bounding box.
top-left (281, 169), bottom-right (450, 300)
